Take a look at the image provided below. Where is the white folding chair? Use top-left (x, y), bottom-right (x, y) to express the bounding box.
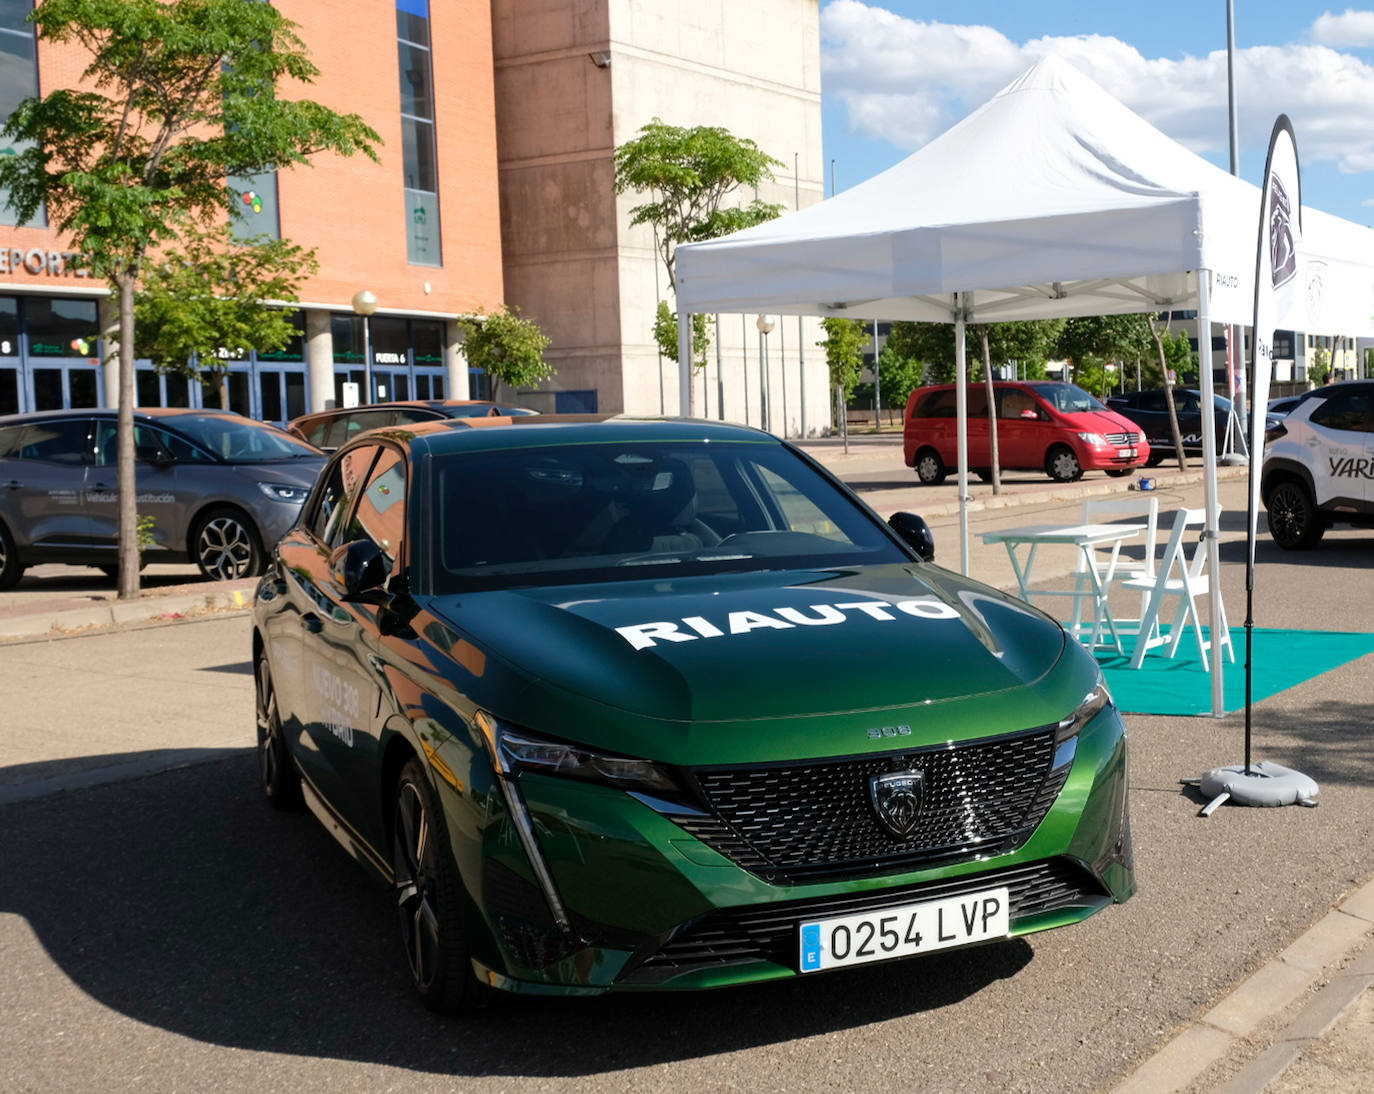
top-left (1123, 507), bottom-right (1234, 671)
top-left (1068, 494), bottom-right (1159, 643)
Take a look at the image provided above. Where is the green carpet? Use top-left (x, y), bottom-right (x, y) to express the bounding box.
top-left (1093, 627), bottom-right (1374, 716)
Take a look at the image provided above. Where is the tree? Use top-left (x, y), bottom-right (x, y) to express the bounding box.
top-left (136, 225), bottom-right (318, 409)
top-left (874, 343), bottom-right (924, 412)
top-left (457, 307), bottom-right (553, 399)
top-left (1056, 314), bottom-right (1154, 393)
top-left (0, 0), bottom-right (379, 598)
top-left (1308, 345), bottom-right (1332, 386)
top-left (652, 301), bottom-right (710, 368)
top-left (1146, 313), bottom-right (1190, 471)
top-left (819, 317), bottom-right (865, 448)
top-left (614, 118), bottom-right (784, 415)
top-left (887, 318), bottom-right (1064, 385)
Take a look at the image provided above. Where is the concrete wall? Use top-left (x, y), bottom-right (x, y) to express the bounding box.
top-left (493, 0), bottom-right (829, 433)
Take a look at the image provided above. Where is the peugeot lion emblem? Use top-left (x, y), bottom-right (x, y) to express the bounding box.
top-left (869, 769), bottom-right (925, 838)
top-left (1268, 174), bottom-right (1297, 290)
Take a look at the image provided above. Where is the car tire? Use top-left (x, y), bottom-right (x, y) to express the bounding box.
top-left (392, 756), bottom-right (480, 1013)
top-left (255, 653), bottom-right (302, 810)
top-left (914, 449), bottom-right (947, 485)
top-left (1145, 452), bottom-right (1164, 468)
top-left (1045, 445), bottom-right (1083, 483)
top-left (192, 507), bottom-right (264, 580)
top-left (1105, 468), bottom-right (1134, 479)
top-left (0, 521), bottom-right (24, 591)
top-left (1266, 479), bottom-right (1325, 550)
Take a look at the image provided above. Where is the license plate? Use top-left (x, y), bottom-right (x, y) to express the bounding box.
top-left (798, 887), bottom-right (1010, 972)
top-left (1118, 447), bottom-right (1136, 458)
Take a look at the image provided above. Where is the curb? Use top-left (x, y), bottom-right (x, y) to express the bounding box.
top-left (0, 585), bottom-right (255, 641)
top-left (1110, 875), bottom-right (1374, 1094)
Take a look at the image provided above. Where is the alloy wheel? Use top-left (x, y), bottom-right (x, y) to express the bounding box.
top-left (197, 515), bottom-right (255, 579)
top-left (394, 781), bottom-right (441, 992)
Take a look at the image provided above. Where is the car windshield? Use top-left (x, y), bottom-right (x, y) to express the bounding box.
top-left (431, 440), bottom-right (908, 592)
top-left (163, 413), bottom-right (320, 462)
top-left (1027, 383), bottom-right (1108, 413)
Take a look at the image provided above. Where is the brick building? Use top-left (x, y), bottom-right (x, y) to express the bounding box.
top-left (0, 0), bottom-right (825, 432)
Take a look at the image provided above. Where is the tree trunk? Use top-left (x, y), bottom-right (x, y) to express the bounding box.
top-left (117, 273), bottom-right (140, 599)
top-left (1149, 315), bottom-right (1189, 472)
top-left (981, 328), bottom-right (1001, 495)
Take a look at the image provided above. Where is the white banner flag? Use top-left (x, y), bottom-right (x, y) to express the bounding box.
top-left (1248, 117), bottom-right (1303, 567)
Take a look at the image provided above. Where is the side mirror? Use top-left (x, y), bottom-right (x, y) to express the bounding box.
top-left (329, 539), bottom-right (389, 600)
top-left (888, 512), bottom-right (935, 562)
top-left (1020, 409), bottom-right (1039, 420)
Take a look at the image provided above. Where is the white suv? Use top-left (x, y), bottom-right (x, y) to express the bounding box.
top-left (1261, 380), bottom-right (1374, 549)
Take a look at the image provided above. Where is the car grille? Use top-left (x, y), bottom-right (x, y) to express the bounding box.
top-left (1104, 431), bottom-right (1140, 446)
top-left (620, 858), bottom-right (1109, 984)
top-left (675, 728), bottom-right (1065, 885)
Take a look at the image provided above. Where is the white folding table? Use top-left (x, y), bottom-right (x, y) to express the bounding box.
top-left (981, 522), bottom-right (1145, 654)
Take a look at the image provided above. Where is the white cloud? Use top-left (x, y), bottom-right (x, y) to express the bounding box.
top-left (1312, 10), bottom-right (1374, 47)
top-left (822, 1), bottom-right (1374, 180)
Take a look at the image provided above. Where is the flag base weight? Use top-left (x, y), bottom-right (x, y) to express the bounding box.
top-left (1187, 761), bottom-right (1319, 817)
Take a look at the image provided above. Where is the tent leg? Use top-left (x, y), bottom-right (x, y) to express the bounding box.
top-left (954, 293), bottom-right (970, 576)
top-left (677, 306), bottom-right (692, 417)
top-left (1196, 271), bottom-right (1225, 717)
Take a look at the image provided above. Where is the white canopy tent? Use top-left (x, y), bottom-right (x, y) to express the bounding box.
top-left (674, 55), bottom-right (1374, 715)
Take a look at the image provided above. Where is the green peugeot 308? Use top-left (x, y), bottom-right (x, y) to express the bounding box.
top-left (252, 417), bottom-right (1133, 1011)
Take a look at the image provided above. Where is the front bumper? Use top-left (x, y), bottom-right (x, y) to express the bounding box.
top-left (441, 705), bottom-right (1133, 995)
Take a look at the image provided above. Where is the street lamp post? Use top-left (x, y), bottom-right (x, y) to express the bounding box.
top-left (756, 314), bottom-right (775, 432)
top-left (351, 289), bottom-right (378, 404)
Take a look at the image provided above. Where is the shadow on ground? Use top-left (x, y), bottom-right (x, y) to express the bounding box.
top-left (0, 753), bottom-right (1034, 1078)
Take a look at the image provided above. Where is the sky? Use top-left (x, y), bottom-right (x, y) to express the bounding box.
top-left (820, 1), bottom-right (1374, 226)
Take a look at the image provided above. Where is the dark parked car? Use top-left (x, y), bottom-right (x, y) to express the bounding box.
top-left (252, 415), bottom-right (1133, 1011)
top-left (0, 408), bottom-right (325, 588)
top-left (287, 399), bottom-right (538, 451)
top-left (1106, 389), bottom-right (1280, 464)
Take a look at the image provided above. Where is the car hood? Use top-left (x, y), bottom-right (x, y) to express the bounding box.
top-left (425, 564), bottom-right (1068, 728)
top-left (1072, 409), bottom-right (1140, 435)
top-left (233, 457), bottom-right (326, 489)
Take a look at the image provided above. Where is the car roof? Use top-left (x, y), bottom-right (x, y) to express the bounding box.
top-left (0, 406), bottom-right (250, 427)
top-left (340, 416), bottom-right (774, 458)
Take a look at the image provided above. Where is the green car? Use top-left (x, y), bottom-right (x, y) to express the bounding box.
top-left (252, 417), bottom-right (1133, 1011)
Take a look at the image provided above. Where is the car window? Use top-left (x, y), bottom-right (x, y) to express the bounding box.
top-left (1139, 392), bottom-right (1167, 412)
top-left (1310, 391), bottom-right (1374, 434)
top-left (161, 413), bottom-right (318, 461)
top-left (0, 424), bottom-right (23, 458)
top-left (915, 390), bottom-right (955, 419)
top-left (311, 445), bottom-right (379, 546)
top-left (392, 408), bottom-right (447, 425)
top-left (339, 409), bottom-right (396, 440)
top-left (433, 441), bottom-right (906, 592)
top-left (14, 419), bottom-right (91, 463)
top-left (93, 421), bottom-right (210, 465)
top-left (999, 389), bottom-right (1038, 420)
top-left (1027, 383), bottom-right (1107, 413)
top-left (341, 448), bottom-right (406, 565)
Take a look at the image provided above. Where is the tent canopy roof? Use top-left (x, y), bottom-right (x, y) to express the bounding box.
top-left (675, 55), bottom-right (1374, 334)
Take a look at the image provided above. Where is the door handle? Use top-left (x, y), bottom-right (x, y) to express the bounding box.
top-left (4, 480), bottom-right (19, 490)
top-left (301, 612), bottom-right (323, 634)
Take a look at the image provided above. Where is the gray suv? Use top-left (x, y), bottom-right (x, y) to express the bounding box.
top-left (0, 408), bottom-right (325, 588)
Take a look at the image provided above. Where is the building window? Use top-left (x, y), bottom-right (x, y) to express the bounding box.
top-left (26, 297), bottom-right (98, 357)
top-left (228, 169), bottom-right (281, 241)
top-left (396, 0), bottom-right (441, 266)
top-left (0, 1), bottom-right (42, 227)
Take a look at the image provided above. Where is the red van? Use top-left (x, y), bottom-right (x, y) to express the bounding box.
top-left (903, 381), bottom-right (1150, 483)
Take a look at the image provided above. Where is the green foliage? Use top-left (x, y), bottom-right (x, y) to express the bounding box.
top-left (1308, 345), bottom-right (1332, 386)
top-left (614, 117), bottom-right (784, 290)
top-left (818, 318), bottom-right (866, 398)
top-left (136, 224), bottom-right (318, 394)
top-left (458, 307), bottom-right (553, 398)
top-left (0, 0), bottom-right (380, 283)
top-left (1161, 330), bottom-right (1197, 384)
top-left (652, 301), bottom-right (710, 368)
top-left (875, 343), bottom-right (924, 409)
top-left (136, 514), bottom-right (156, 552)
top-left (886, 319), bottom-right (1064, 386)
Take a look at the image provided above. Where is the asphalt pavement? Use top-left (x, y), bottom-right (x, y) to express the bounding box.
top-left (1, 433), bottom-right (1371, 1092)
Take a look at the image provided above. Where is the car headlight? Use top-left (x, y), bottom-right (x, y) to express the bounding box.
top-left (1076, 432), bottom-right (1109, 447)
top-left (257, 482), bottom-right (311, 504)
top-left (478, 715), bottom-right (678, 794)
top-left (1056, 678), bottom-right (1114, 744)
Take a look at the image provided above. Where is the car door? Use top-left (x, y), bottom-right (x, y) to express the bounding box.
top-left (86, 419), bottom-right (200, 554)
top-left (0, 417), bottom-right (97, 557)
top-left (293, 443), bottom-right (404, 829)
top-left (995, 387), bottom-right (1043, 470)
top-left (1304, 389), bottom-right (1374, 510)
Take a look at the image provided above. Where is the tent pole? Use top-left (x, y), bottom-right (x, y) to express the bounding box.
top-left (1196, 270), bottom-right (1226, 716)
top-left (677, 306), bottom-right (692, 417)
top-left (954, 293), bottom-right (970, 576)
